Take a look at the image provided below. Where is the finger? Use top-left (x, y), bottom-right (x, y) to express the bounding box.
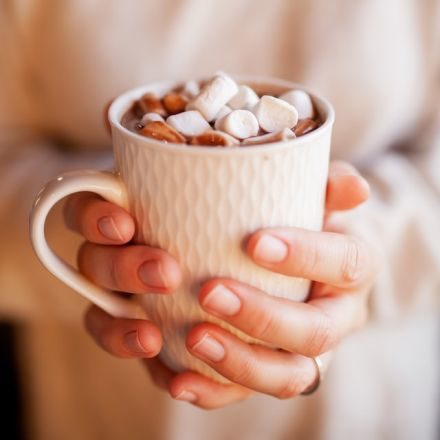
top-left (144, 355), bottom-right (253, 409)
top-left (84, 305), bottom-right (162, 358)
top-left (78, 243), bottom-right (182, 294)
top-left (326, 161), bottom-right (370, 211)
top-left (169, 371), bottom-right (253, 409)
top-left (186, 323), bottom-right (320, 399)
top-left (142, 356), bottom-right (176, 391)
top-left (247, 228), bottom-right (374, 289)
top-left (64, 193), bottom-right (135, 244)
top-left (199, 279), bottom-right (367, 357)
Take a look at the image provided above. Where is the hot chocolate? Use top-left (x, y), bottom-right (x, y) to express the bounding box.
top-left (122, 73), bottom-right (322, 147)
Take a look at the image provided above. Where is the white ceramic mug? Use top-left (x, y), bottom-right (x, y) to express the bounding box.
top-left (30, 76), bottom-right (334, 382)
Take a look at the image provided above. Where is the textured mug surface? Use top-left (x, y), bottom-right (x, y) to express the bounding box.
top-left (108, 77), bottom-right (334, 381)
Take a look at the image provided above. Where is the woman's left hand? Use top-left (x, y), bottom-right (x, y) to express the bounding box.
top-left (167, 160), bottom-right (377, 408)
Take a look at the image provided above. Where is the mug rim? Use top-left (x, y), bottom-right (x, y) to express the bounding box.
top-left (108, 75), bottom-right (335, 156)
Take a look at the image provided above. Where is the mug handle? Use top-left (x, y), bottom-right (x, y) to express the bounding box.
top-left (30, 170), bottom-right (144, 319)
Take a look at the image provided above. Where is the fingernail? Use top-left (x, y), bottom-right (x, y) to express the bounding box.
top-left (124, 330), bottom-right (146, 353)
top-left (253, 235), bottom-right (288, 263)
top-left (139, 260), bottom-right (168, 289)
top-left (202, 284), bottom-right (241, 316)
top-left (98, 216), bottom-right (124, 241)
top-left (191, 333), bottom-right (225, 362)
top-left (175, 390), bottom-right (197, 402)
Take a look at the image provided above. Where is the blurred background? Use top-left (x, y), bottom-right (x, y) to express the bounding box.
top-left (0, 1), bottom-right (439, 439)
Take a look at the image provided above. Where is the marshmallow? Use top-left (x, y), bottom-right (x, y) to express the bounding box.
top-left (182, 80), bottom-right (200, 98)
top-left (139, 121), bottom-right (186, 143)
top-left (214, 105), bottom-right (232, 120)
top-left (162, 92), bottom-right (188, 115)
top-left (279, 90), bottom-right (315, 119)
top-left (242, 128), bottom-right (296, 145)
top-left (190, 130), bottom-right (239, 147)
top-left (167, 111), bottom-right (211, 137)
top-left (294, 118), bottom-right (320, 136)
top-left (141, 112), bottom-right (164, 125)
top-left (216, 109), bottom-right (259, 139)
top-left (228, 85), bottom-right (259, 110)
top-left (128, 73), bottom-right (322, 147)
top-left (186, 74), bottom-right (239, 121)
top-left (214, 106), bottom-right (232, 130)
top-left (253, 95), bottom-right (298, 132)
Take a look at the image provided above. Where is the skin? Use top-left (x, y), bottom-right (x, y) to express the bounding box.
top-left (65, 102), bottom-right (376, 409)
top-left (64, 158), bottom-right (376, 409)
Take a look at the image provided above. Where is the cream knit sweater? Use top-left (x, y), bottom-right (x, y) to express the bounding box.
top-left (0, 1), bottom-right (439, 439)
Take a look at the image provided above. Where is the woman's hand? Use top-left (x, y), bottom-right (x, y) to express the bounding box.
top-left (164, 161), bottom-right (376, 408)
top-left (73, 160), bottom-right (376, 409)
top-left (63, 192), bottom-right (182, 358)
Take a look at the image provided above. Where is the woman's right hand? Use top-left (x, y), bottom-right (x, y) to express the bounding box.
top-left (64, 193), bottom-right (250, 404)
top-left (62, 102), bottom-right (185, 391)
top-left (63, 193), bottom-right (182, 381)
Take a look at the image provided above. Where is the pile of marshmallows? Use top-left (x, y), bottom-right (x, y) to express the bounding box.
top-left (132, 73), bottom-right (320, 147)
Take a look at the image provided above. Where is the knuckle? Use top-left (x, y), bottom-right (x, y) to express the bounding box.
top-left (66, 193), bottom-right (99, 234)
top-left (341, 237), bottom-right (365, 284)
top-left (277, 373), bottom-right (308, 399)
top-left (99, 328), bottom-right (114, 351)
top-left (232, 356), bottom-right (257, 385)
top-left (298, 236), bottom-right (321, 276)
top-left (109, 249), bottom-right (124, 291)
top-left (305, 312), bottom-right (336, 356)
top-left (80, 203), bottom-right (97, 236)
top-left (248, 307), bottom-right (277, 341)
top-left (100, 324), bottom-right (125, 357)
